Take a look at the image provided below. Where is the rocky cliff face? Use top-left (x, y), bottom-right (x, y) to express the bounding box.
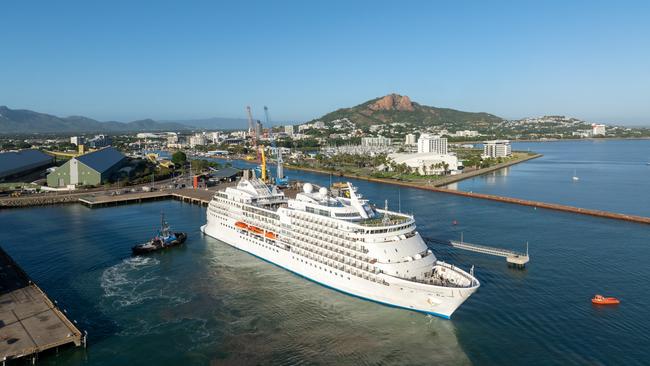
top-left (368, 94), bottom-right (414, 112)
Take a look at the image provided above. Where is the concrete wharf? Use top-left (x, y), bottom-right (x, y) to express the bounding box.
top-left (76, 183), bottom-right (302, 209)
top-left (77, 187), bottom-right (221, 208)
top-left (0, 247), bottom-right (84, 363)
top-left (427, 237), bottom-right (530, 268)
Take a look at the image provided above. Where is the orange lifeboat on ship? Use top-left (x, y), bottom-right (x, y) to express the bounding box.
top-left (248, 226), bottom-right (263, 235)
top-left (235, 222), bottom-right (248, 230)
top-left (591, 294), bottom-right (620, 305)
top-left (265, 231), bottom-right (277, 240)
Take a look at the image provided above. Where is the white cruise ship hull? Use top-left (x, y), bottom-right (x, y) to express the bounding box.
top-left (201, 219), bottom-right (477, 319)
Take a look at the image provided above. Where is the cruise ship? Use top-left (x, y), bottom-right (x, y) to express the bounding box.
top-left (201, 171), bottom-right (480, 318)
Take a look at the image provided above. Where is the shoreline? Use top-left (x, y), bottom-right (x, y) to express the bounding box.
top-left (282, 153), bottom-right (542, 188)
top-left (452, 136), bottom-right (650, 144)
top-left (281, 156), bottom-right (650, 225)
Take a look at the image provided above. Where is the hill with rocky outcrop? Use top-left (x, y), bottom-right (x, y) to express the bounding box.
top-left (313, 94), bottom-right (503, 129)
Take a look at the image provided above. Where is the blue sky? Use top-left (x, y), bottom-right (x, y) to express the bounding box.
top-left (1, 0), bottom-right (649, 125)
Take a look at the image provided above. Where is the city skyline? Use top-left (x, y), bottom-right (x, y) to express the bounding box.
top-left (2, 0), bottom-right (650, 126)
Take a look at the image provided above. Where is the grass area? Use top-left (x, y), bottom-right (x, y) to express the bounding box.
top-left (288, 151), bottom-right (540, 187)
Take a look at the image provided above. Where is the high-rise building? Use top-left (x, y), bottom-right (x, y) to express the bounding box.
top-left (285, 125), bottom-right (294, 136)
top-left (482, 140), bottom-right (512, 158)
top-left (209, 132), bottom-right (220, 144)
top-left (361, 136), bottom-right (392, 147)
top-left (417, 134), bottom-right (447, 154)
top-left (189, 134), bottom-right (207, 147)
top-left (70, 136), bottom-right (85, 146)
top-left (256, 121), bottom-right (263, 139)
top-left (592, 124), bottom-right (606, 136)
top-left (404, 133), bottom-right (417, 145)
top-left (167, 134), bottom-right (179, 144)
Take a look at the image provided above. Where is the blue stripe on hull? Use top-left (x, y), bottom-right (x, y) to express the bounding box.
top-left (201, 225), bottom-right (451, 320)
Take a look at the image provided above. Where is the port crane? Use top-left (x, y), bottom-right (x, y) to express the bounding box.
top-left (264, 106), bottom-right (288, 187)
top-left (245, 106), bottom-right (260, 162)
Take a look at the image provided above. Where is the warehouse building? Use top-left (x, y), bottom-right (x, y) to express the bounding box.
top-left (0, 150), bottom-right (53, 182)
top-left (47, 147), bottom-right (126, 187)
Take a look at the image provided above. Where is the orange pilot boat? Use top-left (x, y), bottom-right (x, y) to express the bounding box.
top-left (265, 231), bottom-right (277, 240)
top-left (248, 226), bottom-right (264, 235)
top-left (235, 222), bottom-right (248, 230)
top-left (591, 294), bottom-right (620, 305)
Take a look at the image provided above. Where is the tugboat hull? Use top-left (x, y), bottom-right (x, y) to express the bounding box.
top-left (131, 232), bottom-right (188, 255)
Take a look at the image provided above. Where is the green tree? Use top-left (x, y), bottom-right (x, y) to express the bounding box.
top-left (171, 151), bottom-right (187, 167)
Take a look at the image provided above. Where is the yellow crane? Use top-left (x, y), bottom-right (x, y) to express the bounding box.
top-left (260, 146), bottom-right (268, 182)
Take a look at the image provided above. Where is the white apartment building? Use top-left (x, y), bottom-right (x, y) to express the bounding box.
top-left (285, 125), bottom-right (294, 135)
top-left (592, 124), bottom-right (606, 136)
top-left (167, 134), bottom-right (179, 144)
top-left (189, 134), bottom-right (207, 147)
top-left (361, 136), bottom-right (392, 147)
top-left (70, 136), bottom-right (85, 146)
top-left (208, 132), bottom-right (220, 144)
top-left (386, 152), bottom-right (460, 175)
top-left (483, 140), bottom-right (512, 158)
top-left (454, 130), bottom-right (480, 137)
top-left (417, 134), bottom-right (448, 154)
top-left (405, 133), bottom-right (417, 145)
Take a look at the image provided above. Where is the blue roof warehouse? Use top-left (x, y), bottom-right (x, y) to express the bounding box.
top-left (0, 150), bottom-right (53, 182)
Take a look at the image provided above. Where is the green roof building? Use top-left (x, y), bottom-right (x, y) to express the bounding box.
top-left (47, 147), bottom-right (126, 187)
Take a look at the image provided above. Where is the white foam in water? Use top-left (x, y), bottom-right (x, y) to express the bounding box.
top-left (100, 256), bottom-right (187, 309)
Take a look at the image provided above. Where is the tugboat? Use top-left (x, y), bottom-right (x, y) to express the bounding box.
top-left (132, 213), bottom-right (187, 255)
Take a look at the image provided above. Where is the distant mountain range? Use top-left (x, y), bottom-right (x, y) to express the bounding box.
top-left (0, 106), bottom-right (193, 134)
top-left (160, 117), bottom-right (251, 130)
top-left (0, 105), bottom-right (279, 134)
top-left (313, 94), bottom-right (504, 129)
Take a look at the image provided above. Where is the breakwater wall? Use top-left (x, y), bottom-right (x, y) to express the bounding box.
top-left (0, 194), bottom-right (80, 208)
top-left (286, 158), bottom-right (650, 225)
top-left (431, 188), bottom-right (650, 225)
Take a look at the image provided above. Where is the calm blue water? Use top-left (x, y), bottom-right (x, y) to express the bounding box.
top-left (450, 139), bottom-right (650, 217)
top-left (1, 141), bottom-right (649, 365)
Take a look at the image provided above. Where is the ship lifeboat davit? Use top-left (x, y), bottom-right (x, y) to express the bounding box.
top-left (249, 226), bottom-right (263, 235)
top-left (591, 294), bottom-right (620, 305)
top-left (265, 231), bottom-right (277, 240)
top-left (235, 222), bottom-right (248, 230)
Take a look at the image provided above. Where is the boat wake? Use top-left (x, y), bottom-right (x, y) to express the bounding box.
top-left (100, 256), bottom-right (187, 309)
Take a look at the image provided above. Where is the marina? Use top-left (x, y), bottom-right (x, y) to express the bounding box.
top-left (0, 247), bottom-right (84, 363)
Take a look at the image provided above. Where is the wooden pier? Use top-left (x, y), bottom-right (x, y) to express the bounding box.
top-left (427, 237), bottom-right (530, 268)
top-left (0, 247), bottom-right (84, 363)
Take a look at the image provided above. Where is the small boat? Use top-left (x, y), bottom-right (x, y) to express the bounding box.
top-left (591, 294), bottom-right (620, 305)
top-left (265, 231), bottom-right (277, 240)
top-left (452, 220), bottom-right (458, 226)
top-left (132, 213), bottom-right (187, 254)
top-left (235, 221), bottom-right (248, 230)
top-left (572, 169), bottom-right (579, 181)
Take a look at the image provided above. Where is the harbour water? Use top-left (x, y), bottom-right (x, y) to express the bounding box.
top-left (450, 139), bottom-right (650, 217)
top-left (1, 141), bottom-right (649, 365)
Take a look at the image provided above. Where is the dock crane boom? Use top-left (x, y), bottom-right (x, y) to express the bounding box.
top-left (264, 106), bottom-right (288, 186)
top-left (246, 106), bottom-right (255, 138)
top-left (246, 105), bottom-right (260, 162)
